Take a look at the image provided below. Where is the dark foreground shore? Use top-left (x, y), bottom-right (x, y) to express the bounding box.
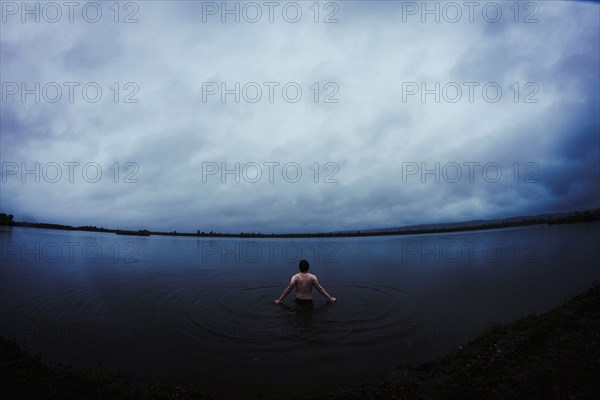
top-left (2, 282), bottom-right (599, 400)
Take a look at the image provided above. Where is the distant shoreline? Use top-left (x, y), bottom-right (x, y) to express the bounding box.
top-left (0, 209), bottom-right (598, 239)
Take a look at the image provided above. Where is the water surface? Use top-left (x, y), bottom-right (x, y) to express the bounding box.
top-left (1, 223), bottom-right (598, 395)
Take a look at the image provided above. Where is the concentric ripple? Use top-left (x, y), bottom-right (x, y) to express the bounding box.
top-left (166, 281), bottom-right (417, 346)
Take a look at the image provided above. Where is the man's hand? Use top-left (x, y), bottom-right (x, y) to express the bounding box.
top-left (329, 297), bottom-right (336, 303)
top-left (274, 299), bottom-right (282, 305)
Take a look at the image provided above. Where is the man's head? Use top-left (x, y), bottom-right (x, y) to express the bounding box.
top-left (299, 259), bottom-right (309, 272)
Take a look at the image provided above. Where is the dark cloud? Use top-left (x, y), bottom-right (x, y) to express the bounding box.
top-left (1, 1), bottom-right (598, 233)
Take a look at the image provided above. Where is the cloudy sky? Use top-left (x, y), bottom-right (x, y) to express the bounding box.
top-left (1, 0), bottom-right (599, 233)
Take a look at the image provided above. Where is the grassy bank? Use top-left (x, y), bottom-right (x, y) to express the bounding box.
top-left (0, 340), bottom-right (217, 400)
top-left (2, 283), bottom-right (599, 399)
top-left (345, 282), bottom-right (600, 400)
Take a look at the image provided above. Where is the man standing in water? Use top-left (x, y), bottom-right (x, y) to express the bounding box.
top-left (274, 259), bottom-right (336, 305)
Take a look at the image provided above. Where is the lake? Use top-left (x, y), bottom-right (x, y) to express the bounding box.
top-left (1, 222), bottom-right (599, 396)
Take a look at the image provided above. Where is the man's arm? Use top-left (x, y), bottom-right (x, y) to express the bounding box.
top-left (313, 276), bottom-right (336, 303)
top-left (274, 276), bottom-right (296, 304)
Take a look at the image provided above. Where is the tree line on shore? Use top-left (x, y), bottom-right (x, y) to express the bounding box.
top-left (0, 209), bottom-right (598, 238)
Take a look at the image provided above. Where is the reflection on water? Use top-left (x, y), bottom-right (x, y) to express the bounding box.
top-left (1, 223), bottom-right (599, 395)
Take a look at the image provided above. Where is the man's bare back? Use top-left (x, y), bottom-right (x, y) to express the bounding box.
top-left (293, 272), bottom-right (319, 300)
top-left (274, 260), bottom-right (336, 305)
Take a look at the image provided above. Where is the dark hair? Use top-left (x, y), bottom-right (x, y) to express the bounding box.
top-left (299, 259), bottom-right (309, 272)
